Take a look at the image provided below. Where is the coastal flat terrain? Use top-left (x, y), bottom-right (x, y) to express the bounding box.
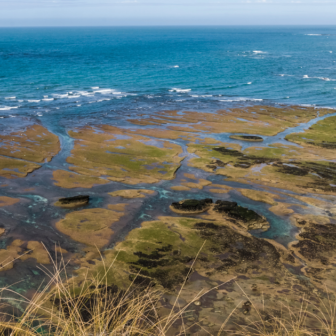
top-left (1, 105), bottom-right (336, 333)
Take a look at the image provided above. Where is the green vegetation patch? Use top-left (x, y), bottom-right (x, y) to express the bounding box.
top-left (55, 208), bottom-right (124, 248)
top-left (286, 116), bottom-right (336, 149)
top-left (0, 157), bottom-right (41, 179)
top-left (59, 126), bottom-right (184, 186)
top-left (73, 216), bottom-right (284, 291)
top-left (0, 125), bottom-right (60, 163)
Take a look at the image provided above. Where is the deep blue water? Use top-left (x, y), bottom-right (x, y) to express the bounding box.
top-left (0, 26), bottom-right (335, 123)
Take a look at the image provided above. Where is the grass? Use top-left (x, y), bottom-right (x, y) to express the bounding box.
top-left (1, 247), bottom-right (336, 336)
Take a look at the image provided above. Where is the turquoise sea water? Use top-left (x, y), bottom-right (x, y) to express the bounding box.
top-left (0, 26), bottom-right (335, 124)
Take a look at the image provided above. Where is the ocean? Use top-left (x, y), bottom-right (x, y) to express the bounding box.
top-left (0, 26), bottom-right (335, 125)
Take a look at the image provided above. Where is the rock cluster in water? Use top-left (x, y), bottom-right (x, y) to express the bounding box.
top-left (230, 135), bottom-right (264, 142)
top-left (214, 200), bottom-right (269, 231)
top-left (171, 198), bottom-right (213, 213)
top-left (57, 195), bottom-right (90, 208)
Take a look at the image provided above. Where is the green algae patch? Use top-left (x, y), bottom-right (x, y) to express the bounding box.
top-left (238, 189), bottom-right (277, 205)
top-left (70, 216), bottom-right (297, 296)
top-left (188, 138), bottom-right (336, 195)
top-left (21, 241), bottom-right (51, 265)
top-left (0, 124), bottom-right (60, 179)
top-left (286, 115), bottom-right (336, 149)
top-left (55, 208), bottom-right (124, 248)
top-left (53, 170), bottom-right (109, 189)
top-left (127, 106), bottom-right (330, 136)
top-left (73, 217), bottom-right (211, 290)
top-left (0, 240), bottom-right (50, 272)
top-left (0, 124), bottom-right (60, 163)
top-left (0, 196), bottom-right (20, 207)
top-left (109, 189), bottom-right (155, 199)
top-left (56, 126), bottom-right (184, 187)
top-left (0, 157), bottom-right (41, 179)
top-left (170, 186), bottom-right (191, 191)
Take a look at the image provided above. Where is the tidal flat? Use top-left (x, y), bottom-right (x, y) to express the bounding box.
top-left (1, 105), bottom-right (336, 333)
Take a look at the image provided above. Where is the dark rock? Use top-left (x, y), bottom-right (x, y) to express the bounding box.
top-left (274, 163), bottom-right (309, 176)
top-left (171, 198), bottom-right (213, 213)
top-left (240, 136), bottom-right (263, 141)
top-left (58, 195), bottom-right (90, 206)
top-left (214, 200), bottom-right (238, 212)
top-left (214, 200), bottom-right (269, 231)
top-left (213, 147), bottom-right (244, 157)
top-left (210, 159), bottom-right (227, 167)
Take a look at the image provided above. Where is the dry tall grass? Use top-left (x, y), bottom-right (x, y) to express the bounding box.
top-left (0, 250), bottom-right (335, 335)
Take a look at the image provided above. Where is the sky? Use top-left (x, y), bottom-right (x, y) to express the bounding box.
top-left (0, 0), bottom-right (336, 26)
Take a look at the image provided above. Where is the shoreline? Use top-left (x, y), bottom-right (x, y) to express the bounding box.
top-left (1, 104), bottom-right (336, 330)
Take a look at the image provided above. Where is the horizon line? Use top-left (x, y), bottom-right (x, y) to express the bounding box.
top-left (1, 24), bottom-right (336, 28)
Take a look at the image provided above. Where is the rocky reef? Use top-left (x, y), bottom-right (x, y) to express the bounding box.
top-left (230, 135), bottom-right (263, 142)
top-left (213, 200), bottom-right (269, 231)
top-left (170, 198), bottom-right (269, 231)
top-left (54, 195), bottom-right (90, 208)
top-left (170, 198), bottom-right (213, 214)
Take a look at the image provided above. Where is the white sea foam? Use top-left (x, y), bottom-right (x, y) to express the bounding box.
top-left (5, 97), bottom-right (16, 99)
top-left (43, 98), bottom-right (54, 101)
top-left (174, 65), bottom-right (179, 68)
top-left (94, 89), bottom-right (115, 94)
top-left (247, 82), bottom-right (252, 84)
top-left (53, 94), bottom-right (68, 98)
top-left (77, 91), bottom-right (94, 96)
top-left (317, 77), bottom-right (335, 81)
top-left (68, 95), bottom-right (80, 98)
top-left (28, 100), bottom-right (40, 103)
top-left (0, 106), bottom-right (18, 110)
top-left (191, 95), bottom-right (199, 97)
top-left (18, 100), bottom-right (23, 102)
top-left (91, 87), bottom-right (99, 89)
top-left (253, 50), bottom-right (266, 54)
top-left (330, 51), bottom-right (333, 53)
top-left (169, 88), bottom-right (192, 93)
top-left (303, 75), bottom-right (335, 81)
top-left (305, 34), bottom-right (322, 36)
top-left (220, 98), bottom-right (263, 102)
top-left (112, 92), bottom-right (122, 95)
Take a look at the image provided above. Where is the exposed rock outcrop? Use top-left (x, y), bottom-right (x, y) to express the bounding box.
top-left (170, 199), bottom-right (213, 214)
top-left (214, 200), bottom-right (269, 231)
top-left (55, 195), bottom-right (90, 208)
